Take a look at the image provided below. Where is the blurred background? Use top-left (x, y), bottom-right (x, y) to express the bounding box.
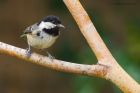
top-left (0, 0), bottom-right (140, 93)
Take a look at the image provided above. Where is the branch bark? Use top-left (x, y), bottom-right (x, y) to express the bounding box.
top-left (63, 0), bottom-right (140, 93)
top-left (0, 0), bottom-right (140, 93)
top-left (0, 42), bottom-right (107, 77)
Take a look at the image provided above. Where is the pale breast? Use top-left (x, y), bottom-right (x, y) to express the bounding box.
top-left (27, 34), bottom-right (58, 49)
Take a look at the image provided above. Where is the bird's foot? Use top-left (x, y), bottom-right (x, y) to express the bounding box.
top-left (47, 52), bottom-right (55, 61)
top-left (26, 48), bottom-right (32, 57)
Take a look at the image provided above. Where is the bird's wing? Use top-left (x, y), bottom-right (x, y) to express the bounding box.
top-left (29, 23), bottom-right (40, 31)
top-left (20, 23), bottom-right (39, 38)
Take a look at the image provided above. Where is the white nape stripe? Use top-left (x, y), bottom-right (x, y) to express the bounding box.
top-left (39, 22), bottom-right (56, 30)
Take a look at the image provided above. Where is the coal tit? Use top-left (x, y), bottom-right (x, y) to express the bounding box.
top-left (21, 15), bottom-right (65, 56)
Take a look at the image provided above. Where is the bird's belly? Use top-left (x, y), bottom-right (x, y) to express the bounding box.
top-left (27, 35), bottom-right (58, 49)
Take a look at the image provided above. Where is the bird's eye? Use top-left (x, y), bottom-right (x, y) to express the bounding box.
top-left (36, 32), bottom-right (40, 36)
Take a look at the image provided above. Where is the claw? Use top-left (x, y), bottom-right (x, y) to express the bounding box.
top-left (26, 45), bottom-right (31, 57)
top-left (47, 52), bottom-right (54, 61)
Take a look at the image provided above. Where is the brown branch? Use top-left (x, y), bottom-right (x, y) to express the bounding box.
top-left (0, 0), bottom-right (140, 93)
top-left (63, 0), bottom-right (112, 61)
top-left (0, 42), bottom-right (107, 77)
top-left (63, 0), bottom-right (140, 93)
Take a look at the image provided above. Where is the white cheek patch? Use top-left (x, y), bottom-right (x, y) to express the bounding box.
top-left (39, 22), bottom-right (56, 29)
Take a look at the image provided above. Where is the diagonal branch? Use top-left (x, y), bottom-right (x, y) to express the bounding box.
top-left (0, 0), bottom-right (140, 93)
top-left (63, 0), bottom-right (140, 93)
top-left (0, 42), bottom-right (108, 77)
top-left (63, 0), bottom-right (112, 61)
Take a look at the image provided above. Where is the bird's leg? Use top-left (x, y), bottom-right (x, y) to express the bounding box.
top-left (26, 44), bottom-right (32, 57)
top-left (46, 51), bottom-right (55, 61)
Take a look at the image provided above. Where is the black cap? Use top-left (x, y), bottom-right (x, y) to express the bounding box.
top-left (42, 15), bottom-right (61, 25)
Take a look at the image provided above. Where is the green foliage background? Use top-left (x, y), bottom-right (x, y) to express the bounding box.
top-left (0, 0), bottom-right (140, 93)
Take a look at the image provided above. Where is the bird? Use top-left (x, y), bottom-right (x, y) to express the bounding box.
top-left (21, 15), bottom-right (65, 57)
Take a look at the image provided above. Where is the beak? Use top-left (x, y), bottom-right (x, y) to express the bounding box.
top-left (57, 24), bottom-right (65, 28)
